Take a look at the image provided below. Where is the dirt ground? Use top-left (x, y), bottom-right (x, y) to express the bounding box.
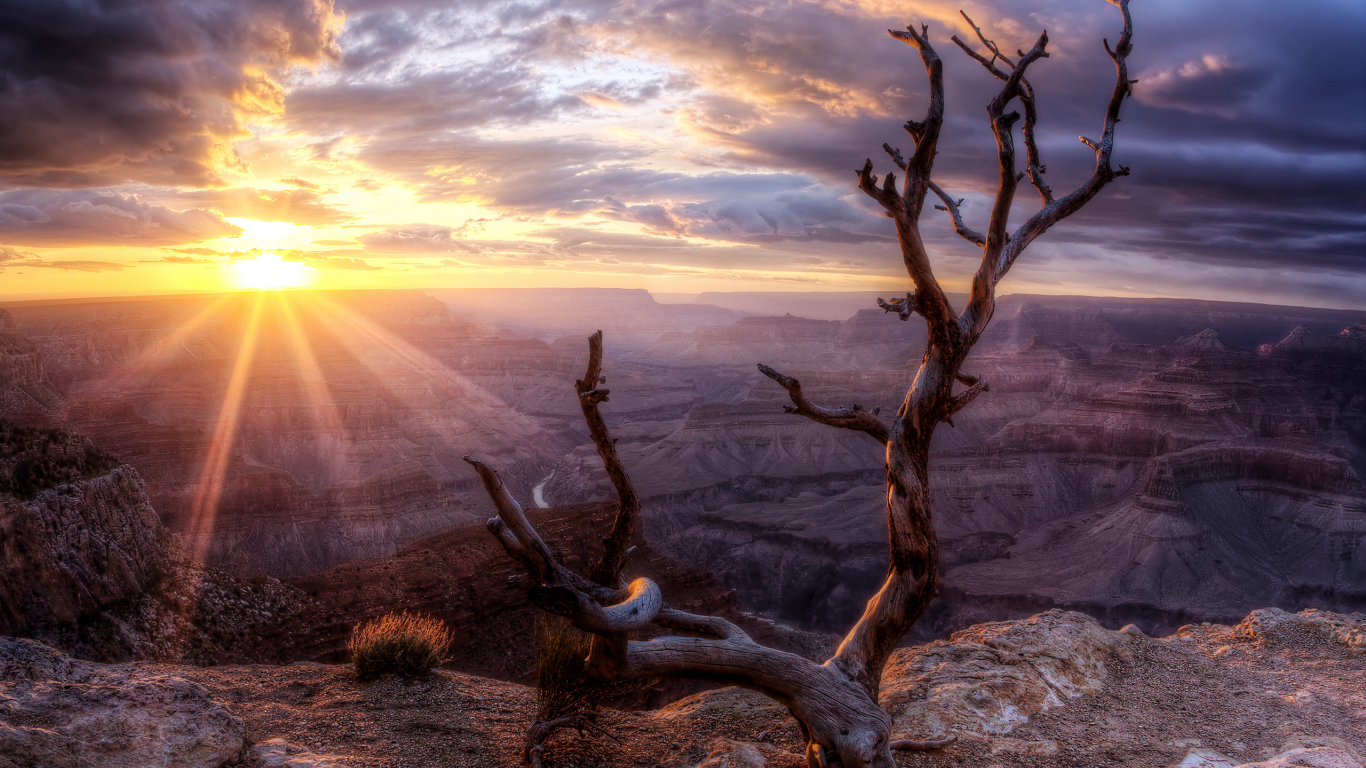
top-left (165, 616), bottom-right (1364, 768)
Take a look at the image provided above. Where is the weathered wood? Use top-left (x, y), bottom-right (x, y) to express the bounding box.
top-left (469, 5), bottom-right (1133, 765)
top-left (576, 330), bottom-right (642, 587)
top-left (758, 364), bottom-right (890, 445)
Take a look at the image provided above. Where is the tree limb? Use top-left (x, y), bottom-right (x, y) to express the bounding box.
top-left (758, 363), bottom-right (889, 445)
top-left (882, 23), bottom-right (960, 343)
top-left (953, 13), bottom-right (1053, 206)
top-left (975, 0), bottom-right (1134, 319)
top-left (943, 377), bottom-right (990, 427)
top-left (928, 181), bottom-right (986, 247)
top-left (876, 293), bottom-right (917, 321)
top-left (576, 330), bottom-right (641, 587)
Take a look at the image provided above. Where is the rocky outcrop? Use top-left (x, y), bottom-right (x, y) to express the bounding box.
top-left (881, 610), bottom-right (1131, 747)
top-left (0, 448), bottom-right (309, 663)
top-left (1260, 323), bottom-right (1366, 357)
top-left (0, 466), bottom-right (169, 637)
top-left (1232, 748), bottom-right (1364, 768)
top-left (0, 638), bottom-right (247, 768)
top-left (1233, 608), bottom-right (1366, 653)
top-left (253, 739), bottom-right (352, 768)
top-left (0, 309), bottom-right (65, 425)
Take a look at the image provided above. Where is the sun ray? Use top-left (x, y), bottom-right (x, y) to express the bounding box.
top-left (186, 291), bottom-right (266, 564)
top-left (93, 296), bottom-right (233, 396)
top-left (274, 292), bottom-right (347, 487)
top-left (298, 292), bottom-right (499, 408)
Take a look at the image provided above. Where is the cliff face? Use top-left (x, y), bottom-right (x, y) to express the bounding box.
top-left (2, 292), bottom-right (579, 578)
top-left (0, 309), bottom-right (65, 426)
top-left (3, 290), bottom-right (1362, 642)
top-left (576, 299), bottom-right (1366, 636)
top-left (0, 466), bottom-right (168, 636)
top-left (0, 457), bottom-right (307, 663)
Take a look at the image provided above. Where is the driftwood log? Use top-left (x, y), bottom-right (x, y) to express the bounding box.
top-left (466, 3), bottom-right (1133, 765)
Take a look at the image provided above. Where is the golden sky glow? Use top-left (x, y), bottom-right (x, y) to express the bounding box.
top-left (0, 0), bottom-right (1361, 308)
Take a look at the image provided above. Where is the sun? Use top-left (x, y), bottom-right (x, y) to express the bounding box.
top-left (234, 254), bottom-right (313, 290)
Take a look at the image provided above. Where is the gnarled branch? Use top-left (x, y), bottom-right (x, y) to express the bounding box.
top-left (876, 293), bottom-right (917, 321)
top-left (470, 4), bottom-right (1136, 762)
top-left (758, 363), bottom-right (889, 445)
top-left (953, 12), bottom-right (1053, 206)
top-left (928, 181), bottom-right (986, 247)
top-left (575, 330), bottom-right (641, 587)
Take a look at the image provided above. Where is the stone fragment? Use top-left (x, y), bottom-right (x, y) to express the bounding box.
top-left (253, 738), bottom-right (353, 768)
top-left (1233, 747), bottom-right (1364, 768)
top-left (687, 738), bottom-right (769, 768)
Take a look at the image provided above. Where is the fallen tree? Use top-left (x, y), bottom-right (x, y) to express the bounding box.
top-left (466, 2), bottom-right (1134, 765)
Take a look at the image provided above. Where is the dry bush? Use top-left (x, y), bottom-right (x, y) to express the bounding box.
top-left (348, 611), bottom-right (452, 681)
top-left (526, 617), bottom-right (656, 766)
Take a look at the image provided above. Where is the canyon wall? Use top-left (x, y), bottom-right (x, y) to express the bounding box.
top-left (2, 288), bottom-right (1362, 641)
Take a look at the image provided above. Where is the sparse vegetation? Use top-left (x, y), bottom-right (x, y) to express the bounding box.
top-left (0, 420), bottom-right (119, 500)
top-left (348, 611), bottom-right (452, 681)
top-left (525, 616), bottom-right (655, 767)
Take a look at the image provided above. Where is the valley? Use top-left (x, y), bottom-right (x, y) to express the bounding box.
top-left (1, 288), bottom-right (1363, 655)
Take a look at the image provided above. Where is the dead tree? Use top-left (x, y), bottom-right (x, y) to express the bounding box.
top-left (465, 3), bottom-right (1133, 765)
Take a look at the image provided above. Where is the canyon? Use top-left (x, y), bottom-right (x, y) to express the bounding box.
top-left (1, 288), bottom-right (1363, 654)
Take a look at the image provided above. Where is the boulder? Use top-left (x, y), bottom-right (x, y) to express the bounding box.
top-left (0, 638), bottom-right (247, 768)
top-left (1233, 608), bottom-right (1366, 653)
top-left (880, 610), bottom-right (1132, 744)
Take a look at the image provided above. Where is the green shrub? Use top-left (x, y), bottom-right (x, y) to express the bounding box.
top-left (348, 611), bottom-right (452, 681)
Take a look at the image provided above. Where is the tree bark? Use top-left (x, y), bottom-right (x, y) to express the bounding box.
top-left (468, 4), bottom-right (1134, 765)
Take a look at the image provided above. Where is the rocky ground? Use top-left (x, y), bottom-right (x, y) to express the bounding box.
top-left (2, 608), bottom-right (1361, 768)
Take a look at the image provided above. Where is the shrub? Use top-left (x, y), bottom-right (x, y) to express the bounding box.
top-left (526, 617), bottom-right (657, 765)
top-left (348, 611), bottom-right (452, 681)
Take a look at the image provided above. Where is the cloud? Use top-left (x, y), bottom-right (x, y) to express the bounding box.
top-left (304, 256), bottom-right (382, 270)
top-left (28, 261), bottom-right (126, 273)
top-left (359, 224), bottom-right (484, 253)
top-left (0, 0), bottom-right (342, 188)
top-left (0, 189), bottom-right (241, 246)
top-left (0, 245), bottom-right (124, 272)
top-left (155, 255), bottom-right (218, 264)
top-left (1136, 55), bottom-right (1272, 118)
top-left (279, 177), bottom-right (322, 190)
top-left (0, 245), bottom-right (35, 263)
top-left (165, 187), bottom-right (354, 225)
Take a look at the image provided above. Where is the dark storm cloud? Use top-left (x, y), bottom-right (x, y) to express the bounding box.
top-left (0, 189), bottom-right (241, 246)
top-left (0, 0), bottom-right (341, 188)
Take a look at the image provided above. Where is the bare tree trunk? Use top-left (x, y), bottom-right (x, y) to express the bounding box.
top-left (467, 4), bottom-right (1134, 766)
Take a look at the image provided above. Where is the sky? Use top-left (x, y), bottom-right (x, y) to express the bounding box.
top-left (0, 0), bottom-right (1362, 308)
